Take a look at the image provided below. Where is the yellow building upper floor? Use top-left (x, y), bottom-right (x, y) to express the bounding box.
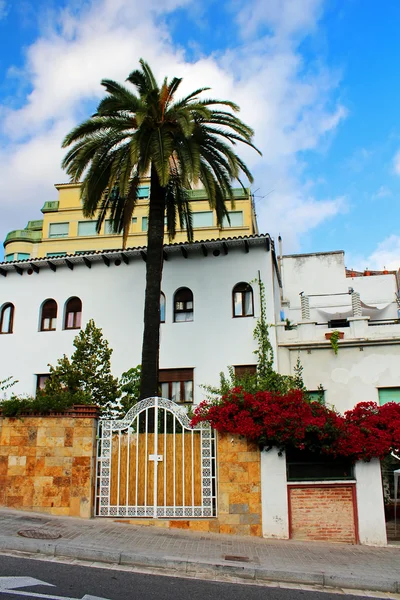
top-left (3, 181), bottom-right (258, 261)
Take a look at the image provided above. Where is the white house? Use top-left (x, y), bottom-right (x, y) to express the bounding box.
top-left (0, 234), bottom-right (278, 401)
top-left (277, 249), bottom-right (400, 414)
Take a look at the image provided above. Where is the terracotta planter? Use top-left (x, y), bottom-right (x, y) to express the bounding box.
top-left (325, 331), bottom-right (344, 340)
top-left (364, 270), bottom-right (371, 276)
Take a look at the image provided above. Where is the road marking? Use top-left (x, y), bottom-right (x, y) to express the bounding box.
top-left (0, 577), bottom-right (110, 600)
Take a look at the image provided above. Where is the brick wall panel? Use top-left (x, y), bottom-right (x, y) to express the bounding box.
top-left (289, 485), bottom-right (357, 544)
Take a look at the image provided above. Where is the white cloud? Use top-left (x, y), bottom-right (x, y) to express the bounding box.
top-left (393, 150), bottom-right (400, 175)
top-left (0, 0), bottom-right (346, 257)
top-left (350, 235), bottom-right (400, 272)
top-left (237, 0), bottom-right (323, 40)
top-left (372, 185), bottom-right (392, 200)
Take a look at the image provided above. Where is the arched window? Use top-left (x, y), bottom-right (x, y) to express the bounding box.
top-left (232, 282), bottom-right (254, 317)
top-left (174, 287), bottom-right (194, 322)
top-left (160, 292), bottom-right (166, 323)
top-left (40, 299), bottom-right (57, 331)
top-left (0, 303), bottom-right (14, 334)
top-left (64, 297), bottom-right (82, 330)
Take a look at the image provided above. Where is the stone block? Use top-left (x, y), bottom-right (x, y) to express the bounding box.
top-left (250, 524), bottom-right (262, 537)
top-left (69, 497), bottom-right (81, 517)
top-left (71, 467), bottom-right (91, 487)
top-left (43, 466), bottom-right (64, 477)
top-left (44, 456), bottom-right (65, 467)
top-left (45, 427), bottom-right (66, 438)
top-left (53, 476), bottom-right (72, 487)
top-left (22, 490), bottom-right (35, 507)
top-left (70, 485), bottom-right (92, 498)
top-left (0, 428), bottom-right (11, 445)
top-left (7, 465), bottom-right (26, 476)
top-left (8, 456), bottom-right (26, 467)
top-left (169, 520), bottom-right (190, 529)
top-left (49, 507), bottom-right (71, 516)
top-left (218, 492), bottom-right (230, 513)
top-left (79, 496), bottom-right (91, 518)
top-left (0, 456), bottom-right (7, 475)
top-left (72, 440), bottom-right (95, 456)
top-left (6, 495), bottom-right (24, 507)
top-left (238, 452), bottom-right (258, 463)
top-left (9, 436), bottom-right (28, 447)
top-left (17, 446), bottom-right (36, 457)
top-left (247, 462), bottom-right (261, 482)
top-left (228, 470), bottom-right (249, 484)
top-left (219, 524), bottom-right (235, 534)
top-left (239, 513), bottom-right (260, 525)
top-left (229, 492), bottom-right (251, 505)
top-left (227, 525), bottom-right (252, 536)
top-left (188, 520), bottom-right (210, 532)
top-left (229, 503), bottom-right (249, 514)
top-left (72, 456), bottom-right (91, 467)
top-left (64, 428), bottom-right (73, 447)
top-left (218, 513), bottom-right (241, 525)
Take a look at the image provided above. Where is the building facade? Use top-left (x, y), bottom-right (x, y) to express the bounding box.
top-left (277, 250), bottom-right (400, 413)
top-left (0, 235), bottom-right (276, 400)
top-left (3, 181), bottom-right (258, 261)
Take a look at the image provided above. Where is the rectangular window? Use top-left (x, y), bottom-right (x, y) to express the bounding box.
top-left (17, 253), bottom-right (30, 260)
top-left (159, 368), bottom-right (194, 403)
top-left (286, 447), bottom-right (354, 481)
top-left (104, 220), bottom-right (115, 235)
top-left (328, 319), bottom-right (350, 328)
top-left (77, 221), bottom-right (98, 236)
top-left (378, 388), bottom-right (400, 405)
top-left (47, 252), bottom-right (67, 257)
top-left (36, 374), bottom-right (50, 392)
top-left (308, 390), bottom-right (325, 404)
top-left (5, 254), bottom-right (14, 262)
top-left (49, 222), bottom-right (69, 238)
top-left (222, 211), bottom-right (244, 228)
top-left (142, 217), bottom-right (148, 231)
top-left (132, 217), bottom-right (137, 224)
top-left (192, 211), bottom-right (213, 228)
top-left (234, 365), bottom-right (257, 380)
top-left (137, 186), bottom-right (150, 199)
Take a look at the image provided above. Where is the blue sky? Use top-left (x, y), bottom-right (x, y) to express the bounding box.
top-left (0, 0), bottom-right (400, 269)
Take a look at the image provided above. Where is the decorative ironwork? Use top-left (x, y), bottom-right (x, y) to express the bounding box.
top-left (95, 396), bottom-right (217, 519)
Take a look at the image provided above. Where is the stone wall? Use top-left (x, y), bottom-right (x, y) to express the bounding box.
top-left (0, 412), bottom-right (97, 518)
top-left (288, 484), bottom-right (357, 543)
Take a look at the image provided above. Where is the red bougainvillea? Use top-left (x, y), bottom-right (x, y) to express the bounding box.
top-left (191, 388), bottom-right (400, 461)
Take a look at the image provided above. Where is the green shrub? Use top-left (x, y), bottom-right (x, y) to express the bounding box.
top-left (0, 389), bottom-right (91, 418)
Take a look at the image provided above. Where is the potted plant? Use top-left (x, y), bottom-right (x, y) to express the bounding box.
top-left (325, 330), bottom-right (344, 355)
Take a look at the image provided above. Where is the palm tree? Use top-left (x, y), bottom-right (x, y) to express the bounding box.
top-left (62, 59), bottom-right (260, 400)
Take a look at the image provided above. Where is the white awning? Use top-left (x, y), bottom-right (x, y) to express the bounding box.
top-left (317, 306), bottom-right (352, 318)
top-left (360, 301), bottom-right (394, 311)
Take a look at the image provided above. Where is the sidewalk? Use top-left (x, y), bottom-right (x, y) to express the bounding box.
top-left (0, 507), bottom-right (399, 595)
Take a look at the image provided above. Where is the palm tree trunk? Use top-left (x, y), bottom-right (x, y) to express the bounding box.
top-left (139, 166), bottom-right (166, 400)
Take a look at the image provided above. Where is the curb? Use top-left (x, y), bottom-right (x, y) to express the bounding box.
top-left (0, 535), bottom-right (398, 594)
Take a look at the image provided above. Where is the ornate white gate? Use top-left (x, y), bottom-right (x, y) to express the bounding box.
top-left (95, 397), bottom-right (217, 518)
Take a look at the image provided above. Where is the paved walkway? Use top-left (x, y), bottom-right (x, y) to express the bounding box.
top-left (0, 507), bottom-right (399, 595)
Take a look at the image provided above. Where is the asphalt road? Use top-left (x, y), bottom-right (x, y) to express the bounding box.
top-left (0, 554), bottom-right (386, 600)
